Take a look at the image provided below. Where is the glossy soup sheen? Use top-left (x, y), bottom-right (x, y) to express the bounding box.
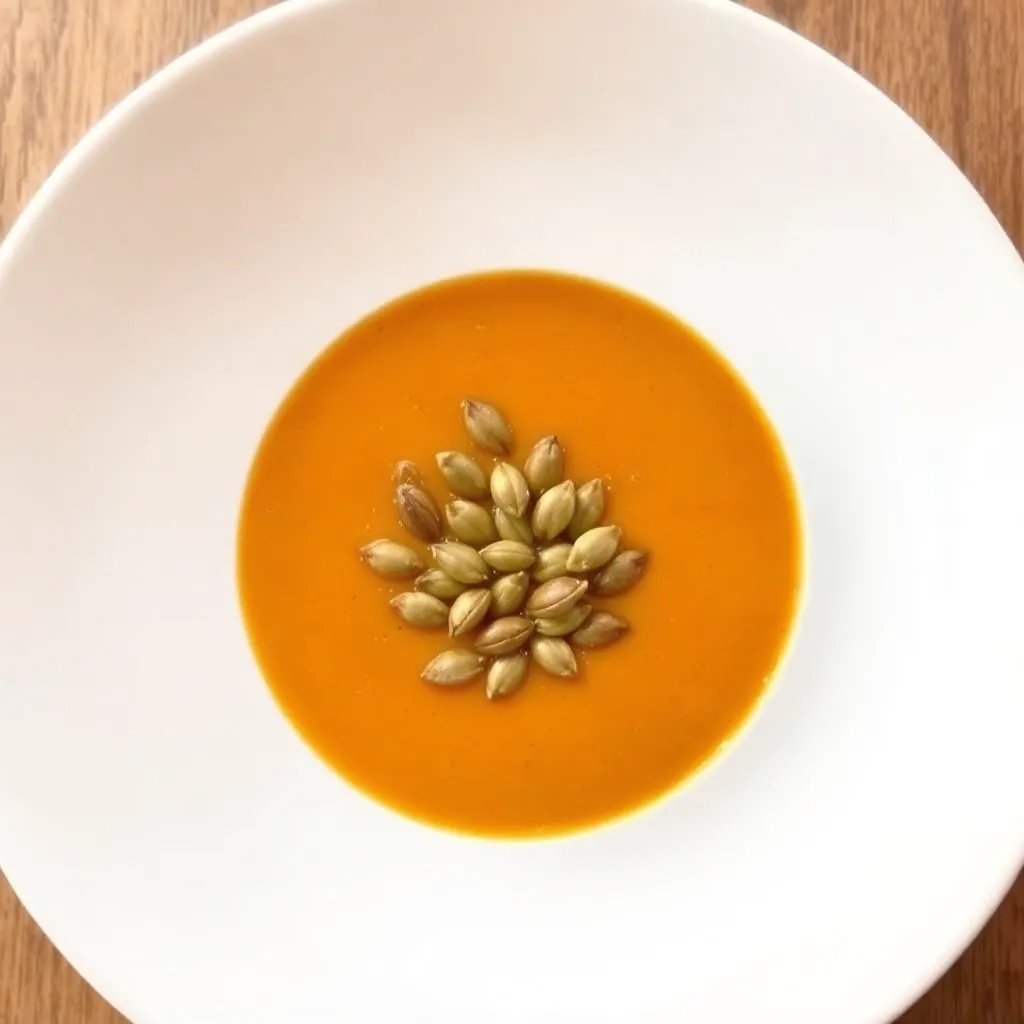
top-left (237, 271), bottom-right (802, 837)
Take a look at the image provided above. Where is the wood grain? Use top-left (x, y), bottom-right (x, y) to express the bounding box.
top-left (0, 0), bottom-right (1021, 1021)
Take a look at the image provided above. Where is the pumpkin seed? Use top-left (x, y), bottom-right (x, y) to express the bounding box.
top-left (534, 602), bottom-right (591, 637)
top-left (396, 483), bottom-right (443, 543)
top-left (531, 636), bottom-right (577, 677)
top-left (390, 592), bottom-right (448, 628)
top-left (448, 589), bottom-right (492, 637)
top-left (392, 460), bottom-right (423, 487)
top-left (436, 450), bottom-right (489, 500)
top-left (475, 616), bottom-right (535, 656)
top-left (414, 568), bottom-right (466, 600)
top-left (462, 398), bottom-right (513, 455)
top-left (486, 653), bottom-right (530, 699)
top-left (592, 550), bottom-right (648, 596)
top-left (431, 542), bottom-right (489, 584)
top-left (571, 610), bottom-right (629, 648)
top-left (421, 649), bottom-right (486, 685)
top-left (523, 435), bottom-right (564, 493)
top-left (446, 499), bottom-right (498, 547)
top-left (494, 508), bottom-right (534, 545)
top-left (532, 542), bottom-right (572, 583)
top-left (480, 540), bottom-right (536, 573)
top-left (360, 539), bottom-right (424, 578)
top-left (490, 571), bottom-right (530, 616)
top-left (490, 462), bottom-right (530, 518)
top-left (526, 576), bottom-right (589, 619)
top-left (565, 525), bottom-right (621, 572)
top-left (568, 478), bottom-right (604, 539)
top-left (531, 480), bottom-right (576, 541)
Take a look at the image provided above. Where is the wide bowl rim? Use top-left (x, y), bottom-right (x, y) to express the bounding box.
top-left (1, 2), bottom-right (1022, 1023)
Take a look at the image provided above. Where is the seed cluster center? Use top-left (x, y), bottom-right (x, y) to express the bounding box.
top-left (360, 399), bottom-right (648, 700)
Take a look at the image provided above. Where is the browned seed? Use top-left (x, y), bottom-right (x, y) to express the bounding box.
top-left (526, 576), bottom-right (589, 619)
top-left (421, 649), bottom-right (486, 685)
top-left (392, 460), bottom-right (423, 487)
top-left (360, 539), bottom-right (424, 578)
top-left (461, 399), bottom-right (513, 455)
top-left (396, 483), bottom-right (443, 543)
top-left (571, 610), bottom-right (629, 648)
top-left (592, 550), bottom-right (649, 596)
top-left (475, 616), bottom-right (535, 656)
top-left (448, 589), bottom-right (493, 637)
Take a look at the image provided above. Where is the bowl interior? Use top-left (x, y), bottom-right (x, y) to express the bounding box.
top-left (1, 0), bottom-right (1024, 1021)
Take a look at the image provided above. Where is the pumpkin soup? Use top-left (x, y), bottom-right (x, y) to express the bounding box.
top-left (237, 270), bottom-right (802, 837)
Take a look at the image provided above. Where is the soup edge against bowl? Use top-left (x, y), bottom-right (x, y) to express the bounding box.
top-left (233, 267), bottom-right (809, 841)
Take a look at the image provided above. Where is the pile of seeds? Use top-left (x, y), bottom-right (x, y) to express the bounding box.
top-left (360, 399), bottom-right (647, 700)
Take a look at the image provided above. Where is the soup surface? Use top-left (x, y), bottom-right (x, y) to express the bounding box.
top-left (238, 271), bottom-right (801, 837)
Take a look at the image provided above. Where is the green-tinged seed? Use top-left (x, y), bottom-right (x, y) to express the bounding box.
top-left (431, 542), bottom-right (489, 584)
top-left (462, 398), bottom-right (513, 455)
top-left (486, 653), bottom-right (530, 699)
top-left (571, 610), bottom-right (629, 648)
top-left (532, 543), bottom-right (572, 583)
top-left (531, 636), bottom-right (577, 677)
top-left (494, 508), bottom-right (534, 545)
top-left (436, 450), bottom-right (489, 500)
top-left (445, 500), bottom-right (498, 547)
top-left (490, 571), bottom-right (530, 616)
top-left (526, 576), bottom-right (589, 619)
top-left (448, 589), bottom-right (492, 637)
top-left (389, 592), bottom-right (448, 628)
top-left (396, 483), bottom-right (443, 543)
top-left (523, 435), bottom-right (565, 494)
top-left (421, 649), bottom-right (486, 685)
top-left (593, 550), bottom-right (649, 596)
top-left (360, 539), bottom-right (424, 578)
top-left (535, 602), bottom-right (592, 637)
top-left (414, 568), bottom-right (466, 600)
top-left (566, 525), bottom-right (622, 572)
top-left (475, 616), bottom-right (535, 656)
top-left (480, 540), bottom-right (536, 572)
top-left (490, 462), bottom-right (530, 518)
top-left (568, 478), bottom-right (605, 539)
top-left (531, 480), bottom-right (576, 541)
top-left (392, 460), bottom-right (423, 487)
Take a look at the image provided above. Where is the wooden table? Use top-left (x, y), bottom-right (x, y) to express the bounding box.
top-left (1, 0), bottom-right (1022, 1020)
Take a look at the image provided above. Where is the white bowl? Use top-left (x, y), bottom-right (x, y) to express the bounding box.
top-left (2, 0), bottom-right (1023, 1021)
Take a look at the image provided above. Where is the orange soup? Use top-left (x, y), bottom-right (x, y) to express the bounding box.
top-left (237, 271), bottom-right (802, 837)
